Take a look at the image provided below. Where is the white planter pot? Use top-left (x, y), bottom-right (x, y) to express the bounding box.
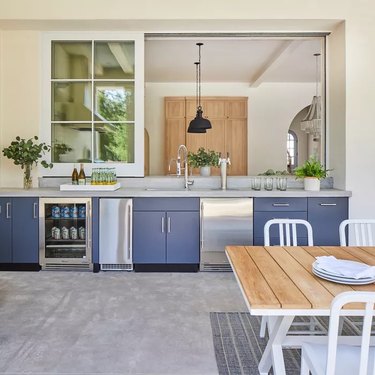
top-left (200, 166), bottom-right (211, 177)
top-left (304, 177), bottom-right (320, 191)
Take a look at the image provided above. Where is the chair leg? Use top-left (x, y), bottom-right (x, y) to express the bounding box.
top-left (300, 355), bottom-right (310, 375)
top-left (260, 316), bottom-right (268, 338)
top-left (338, 316), bottom-right (344, 334)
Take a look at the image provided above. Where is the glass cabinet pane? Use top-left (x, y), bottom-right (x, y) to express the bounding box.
top-left (52, 82), bottom-right (92, 121)
top-left (52, 41), bottom-right (92, 79)
top-left (52, 123), bottom-right (92, 163)
top-left (94, 82), bottom-right (134, 122)
top-left (94, 123), bottom-right (134, 163)
top-left (94, 41), bottom-right (135, 79)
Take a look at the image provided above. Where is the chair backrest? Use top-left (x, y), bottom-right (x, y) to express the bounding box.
top-left (325, 291), bottom-right (375, 375)
top-left (263, 218), bottom-right (314, 246)
top-left (339, 219), bottom-right (375, 246)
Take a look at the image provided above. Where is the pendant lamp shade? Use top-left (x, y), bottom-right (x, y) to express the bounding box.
top-left (301, 53), bottom-right (321, 139)
top-left (187, 43), bottom-right (212, 133)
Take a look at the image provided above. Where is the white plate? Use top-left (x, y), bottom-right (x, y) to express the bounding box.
top-left (312, 260), bottom-right (374, 279)
top-left (312, 263), bottom-right (375, 281)
top-left (312, 268), bottom-right (375, 285)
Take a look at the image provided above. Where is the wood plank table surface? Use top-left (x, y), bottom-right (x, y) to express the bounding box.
top-left (225, 246), bottom-right (375, 375)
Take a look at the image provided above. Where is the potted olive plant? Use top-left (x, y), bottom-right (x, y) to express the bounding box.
top-left (2, 136), bottom-right (53, 189)
top-left (294, 157), bottom-right (329, 191)
top-left (188, 147), bottom-right (220, 176)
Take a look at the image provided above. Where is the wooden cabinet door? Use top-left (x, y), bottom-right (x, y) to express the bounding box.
top-left (225, 119), bottom-right (247, 175)
top-left (203, 99), bottom-right (226, 119)
top-left (226, 98), bottom-right (248, 118)
top-left (165, 98), bottom-right (186, 174)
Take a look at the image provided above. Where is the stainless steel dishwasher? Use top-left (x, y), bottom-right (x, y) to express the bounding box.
top-left (200, 198), bottom-right (253, 271)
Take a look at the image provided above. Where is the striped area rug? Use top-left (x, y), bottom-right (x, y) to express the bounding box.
top-left (210, 312), bottom-right (331, 375)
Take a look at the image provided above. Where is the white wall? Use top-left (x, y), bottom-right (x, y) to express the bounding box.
top-left (145, 82), bottom-right (314, 175)
top-left (1, 0), bottom-right (375, 219)
top-left (0, 31), bottom-right (41, 187)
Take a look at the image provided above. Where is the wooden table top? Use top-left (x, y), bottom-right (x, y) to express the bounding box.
top-left (226, 246), bottom-right (375, 312)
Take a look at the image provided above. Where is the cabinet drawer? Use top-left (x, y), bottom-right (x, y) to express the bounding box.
top-left (133, 198), bottom-right (199, 211)
top-left (254, 211), bottom-right (308, 238)
top-left (254, 198), bottom-right (307, 212)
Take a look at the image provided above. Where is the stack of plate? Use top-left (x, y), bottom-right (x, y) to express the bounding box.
top-left (312, 260), bottom-right (375, 285)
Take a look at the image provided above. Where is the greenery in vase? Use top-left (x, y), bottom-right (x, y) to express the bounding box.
top-left (2, 136), bottom-right (53, 171)
top-left (188, 147), bottom-right (220, 168)
top-left (293, 157), bottom-right (329, 179)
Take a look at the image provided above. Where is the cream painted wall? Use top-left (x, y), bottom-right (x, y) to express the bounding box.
top-left (0, 30), bottom-right (41, 187)
top-left (0, 0), bottom-right (375, 218)
top-left (145, 82), bottom-right (314, 175)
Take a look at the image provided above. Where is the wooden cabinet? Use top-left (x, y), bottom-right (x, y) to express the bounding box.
top-left (133, 198), bottom-right (200, 271)
top-left (0, 197), bottom-right (39, 270)
top-left (165, 96), bottom-right (248, 176)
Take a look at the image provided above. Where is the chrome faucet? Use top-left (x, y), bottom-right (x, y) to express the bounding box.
top-left (177, 144), bottom-right (194, 190)
top-left (218, 152), bottom-right (231, 190)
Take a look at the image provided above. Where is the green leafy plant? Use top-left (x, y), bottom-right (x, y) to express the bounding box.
top-left (188, 147), bottom-right (220, 168)
top-left (2, 136), bottom-right (53, 188)
top-left (294, 157), bottom-right (330, 179)
top-left (3, 136), bottom-right (53, 169)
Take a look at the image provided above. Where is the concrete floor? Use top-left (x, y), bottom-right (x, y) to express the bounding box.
top-left (0, 271), bottom-right (246, 375)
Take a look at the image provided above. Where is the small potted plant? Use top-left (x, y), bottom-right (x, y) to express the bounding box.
top-left (294, 156), bottom-right (329, 191)
top-left (2, 136), bottom-right (53, 189)
top-left (188, 147), bottom-right (220, 176)
top-left (53, 142), bottom-right (73, 162)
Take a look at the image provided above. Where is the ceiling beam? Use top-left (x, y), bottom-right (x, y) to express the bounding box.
top-left (249, 40), bottom-right (302, 87)
top-left (108, 42), bottom-right (133, 74)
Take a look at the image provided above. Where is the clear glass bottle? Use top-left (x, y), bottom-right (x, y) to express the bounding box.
top-left (78, 163), bottom-right (86, 185)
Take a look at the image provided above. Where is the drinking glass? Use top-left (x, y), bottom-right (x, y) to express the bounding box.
top-left (277, 177), bottom-right (287, 191)
top-left (251, 177), bottom-right (262, 190)
top-left (264, 177), bottom-right (274, 191)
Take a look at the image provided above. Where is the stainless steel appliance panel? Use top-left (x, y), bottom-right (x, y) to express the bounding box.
top-left (200, 198), bottom-right (253, 271)
top-left (99, 198), bottom-right (132, 270)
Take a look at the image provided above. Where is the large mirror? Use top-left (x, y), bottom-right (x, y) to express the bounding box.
top-left (144, 35), bottom-right (325, 176)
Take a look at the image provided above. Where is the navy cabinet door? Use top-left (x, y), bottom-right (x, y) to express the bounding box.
top-left (0, 198), bottom-right (12, 262)
top-left (308, 197), bottom-right (348, 246)
top-left (12, 198), bottom-right (39, 263)
top-left (133, 211), bottom-right (166, 263)
top-left (166, 211), bottom-right (199, 263)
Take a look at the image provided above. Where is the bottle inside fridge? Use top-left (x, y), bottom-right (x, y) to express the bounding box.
top-left (39, 198), bottom-right (92, 270)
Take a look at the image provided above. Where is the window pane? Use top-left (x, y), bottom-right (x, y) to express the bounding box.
top-left (95, 83), bottom-right (134, 122)
top-left (94, 41), bottom-right (135, 79)
top-left (52, 82), bottom-right (92, 121)
top-left (94, 123), bottom-right (134, 163)
top-left (52, 123), bottom-right (92, 163)
top-left (52, 41), bottom-right (92, 79)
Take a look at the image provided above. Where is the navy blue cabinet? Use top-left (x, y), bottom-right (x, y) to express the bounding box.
top-left (308, 197), bottom-right (348, 246)
top-left (133, 198), bottom-right (200, 269)
top-left (253, 198), bottom-right (308, 245)
top-left (0, 197), bottom-right (39, 269)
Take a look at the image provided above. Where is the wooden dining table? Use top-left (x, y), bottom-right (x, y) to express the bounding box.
top-left (225, 245), bottom-right (375, 375)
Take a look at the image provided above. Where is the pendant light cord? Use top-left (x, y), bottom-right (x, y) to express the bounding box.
top-left (197, 42), bottom-right (203, 109)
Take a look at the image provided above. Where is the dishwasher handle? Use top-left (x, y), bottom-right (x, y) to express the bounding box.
top-left (125, 200), bottom-right (133, 263)
top-left (200, 201), bottom-right (205, 249)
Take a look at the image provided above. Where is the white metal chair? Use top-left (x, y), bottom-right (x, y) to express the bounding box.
top-left (339, 219), bottom-right (375, 246)
top-left (264, 218), bottom-right (314, 247)
top-left (301, 291), bottom-right (375, 375)
top-left (339, 219), bottom-right (375, 334)
top-left (260, 219), bottom-right (323, 337)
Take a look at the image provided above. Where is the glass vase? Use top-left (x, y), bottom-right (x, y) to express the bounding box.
top-left (23, 164), bottom-right (32, 189)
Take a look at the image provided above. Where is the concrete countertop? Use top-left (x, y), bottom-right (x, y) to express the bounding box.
top-left (0, 176), bottom-right (351, 198)
top-left (0, 186), bottom-right (352, 198)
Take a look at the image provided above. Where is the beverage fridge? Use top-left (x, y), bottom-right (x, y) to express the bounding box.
top-left (39, 198), bottom-right (92, 270)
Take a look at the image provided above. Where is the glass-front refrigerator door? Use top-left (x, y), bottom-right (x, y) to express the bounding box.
top-left (39, 198), bottom-right (92, 270)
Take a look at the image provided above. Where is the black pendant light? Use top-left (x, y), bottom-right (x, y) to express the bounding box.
top-left (188, 43), bottom-right (212, 133)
